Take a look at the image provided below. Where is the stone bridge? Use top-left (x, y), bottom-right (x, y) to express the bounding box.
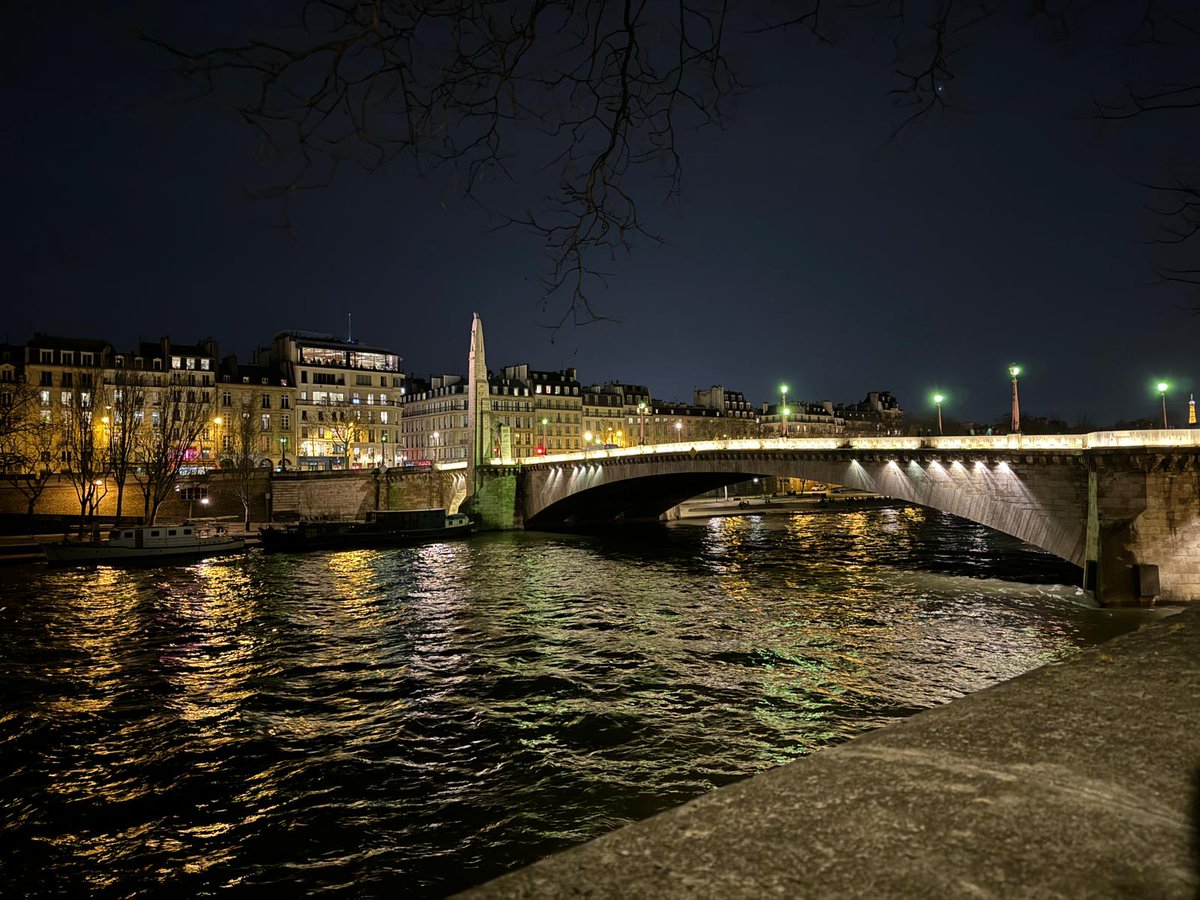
top-left (468, 431), bottom-right (1200, 606)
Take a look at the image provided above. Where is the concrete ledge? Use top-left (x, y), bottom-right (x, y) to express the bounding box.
top-left (461, 606), bottom-right (1200, 897)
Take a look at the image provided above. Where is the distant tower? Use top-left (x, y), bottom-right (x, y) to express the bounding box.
top-left (467, 313), bottom-right (492, 466)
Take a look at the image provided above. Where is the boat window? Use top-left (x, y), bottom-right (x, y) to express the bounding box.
top-left (124, 531), bottom-right (133, 538)
top-left (183, 528), bottom-right (192, 535)
top-left (168, 530), bottom-right (177, 536)
top-left (151, 530), bottom-right (160, 537)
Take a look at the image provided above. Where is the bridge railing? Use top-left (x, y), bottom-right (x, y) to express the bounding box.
top-left (497, 429), bottom-right (1200, 466)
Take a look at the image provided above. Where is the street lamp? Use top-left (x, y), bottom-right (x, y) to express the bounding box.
top-left (583, 430), bottom-right (593, 457)
top-left (1157, 382), bottom-right (1169, 429)
top-left (781, 406), bottom-right (790, 438)
top-left (1008, 365), bottom-right (1021, 433)
top-left (674, 419), bottom-right (683, 441)
top-left (780, 383), bottom-right (789, 437)
top-left (933, 393), bottom-right (944, 436)
top-left (637, 402), bottom-right (647, 445)
top-left (430, 430), bottom-right (440, 463)
top-left (539, 417), bottom-right (549, 455)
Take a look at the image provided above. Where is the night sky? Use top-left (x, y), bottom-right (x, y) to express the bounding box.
top-left (5, 2), bottom-right (1199, 427)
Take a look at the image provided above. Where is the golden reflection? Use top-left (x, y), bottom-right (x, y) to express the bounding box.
top-left (42, 567), bottom-right (145, 717)
top-left (157, 562), bottom-right (261, 728)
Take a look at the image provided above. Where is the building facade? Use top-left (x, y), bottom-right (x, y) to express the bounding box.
top-left (260, 331), bottom-right (404, 470)
top-left (502, 364), bottom-right (583, 454)
top-left (217, 358), bottom-right (297, 471)
top-left (399, 375), bottom-right (469, 465)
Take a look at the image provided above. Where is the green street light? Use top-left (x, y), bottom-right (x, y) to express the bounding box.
top-left (1157, 382), bottom-right (1170, 429)
top-left (933, 393), bottom-right (945, 436)
top-left (1008, 364), bottom-right (1022, 433)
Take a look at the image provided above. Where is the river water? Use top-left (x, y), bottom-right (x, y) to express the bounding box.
top-left (0, 506), bottom-right (1163, 897)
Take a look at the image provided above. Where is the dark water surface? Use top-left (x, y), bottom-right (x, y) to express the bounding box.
top-left (0, 508), bottom-right (1164, 896)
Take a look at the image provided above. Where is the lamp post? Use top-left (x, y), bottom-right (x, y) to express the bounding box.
top-left (933, 394), bottom-right (944, 436)
top-left (583, 430), bottom-right (593, 457)
top-left (212, 415), bottom-right (222, 458)
top-left (430, 430), bottom-right (440, 463)
top-left (1008, 365), bottom-right (1021, 433)
top-left (539, 417), bottom-right (549, 455)
top-left (674, 419), bottom-right (683, 442)
top-left (781, 406), bottom-right (790, 438)
top-left (1157, 382), bottom-right (1169, 429)
top-left (637, 402), bottom-right (647, 445)
top-left (780, 384), bottom-right (789, 437)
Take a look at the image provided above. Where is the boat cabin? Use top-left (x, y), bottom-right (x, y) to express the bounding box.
top-left (109, 525), bottom-right (228, 549)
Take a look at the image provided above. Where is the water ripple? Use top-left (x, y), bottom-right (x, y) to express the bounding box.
top-left (0, 508), bottom-right (1162, 897)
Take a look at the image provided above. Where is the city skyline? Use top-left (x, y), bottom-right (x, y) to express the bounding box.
top-left (5, 4), bottom-right (1200, 427)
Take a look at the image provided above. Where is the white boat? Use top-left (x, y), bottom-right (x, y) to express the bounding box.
top-left (41, 523), bottom-right (246, 565)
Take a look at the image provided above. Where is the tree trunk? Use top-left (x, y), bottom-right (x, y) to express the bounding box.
top-left (115, 481), bottom-right (125, 524)
top-left (243, 501), bottom-right (251, 531)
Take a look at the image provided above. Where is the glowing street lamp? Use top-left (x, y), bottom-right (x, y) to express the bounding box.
top-left (583, 430), bottom-right (593, 457)
top-left (212, 416), bottom-right (223, 467)
top-left (933, 393), bottom-right (945, 436)
top-left (1157, 382), bottom-right (1170, 429)
top-left (674, 419), bottom-right (683, 441)
top-left (539, 417), bottom-right (549, 455)
top-left (430, 430), bottom-right (440, 463)
top-left (1008, 365), bottom-right (1021, 433)
top-left (637, 402), bottom-right (647, 445)
top-left (781, 406), bottom-right (790, 438)
top-left (780, 383), bottom-right (789, 437)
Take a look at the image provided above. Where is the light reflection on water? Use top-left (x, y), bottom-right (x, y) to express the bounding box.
top-left (0, 507), bottom-right (1166, 897)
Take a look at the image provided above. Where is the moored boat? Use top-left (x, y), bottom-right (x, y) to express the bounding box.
top-left (42, 523), bottom-right (246, 565)
top-left (258, 508), bottom-right (475, 553)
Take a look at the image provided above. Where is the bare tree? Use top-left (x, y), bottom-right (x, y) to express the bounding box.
top-left (106, 368), bottom-right (147, 524)
top-left (132, 382), bottom-right (213, 525)
top-left (0, 376), bottom-right (59, 531)
top-left (225, 409), bottom-right (266, 531)
top-left (146, 1), bottom-right (739, 325)
top-left (59, 368), bottom-right (111, 536)
top-left (315, 396), bottom-right (363, 470)
top-left (150, 2), bottom-right (1200, 309)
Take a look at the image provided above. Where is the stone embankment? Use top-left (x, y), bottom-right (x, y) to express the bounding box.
top-left (461, 605), bottom-right (1200, 898)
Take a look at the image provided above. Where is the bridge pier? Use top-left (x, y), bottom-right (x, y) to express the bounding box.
top-left (1087, 453), bottom-right (1200, 605)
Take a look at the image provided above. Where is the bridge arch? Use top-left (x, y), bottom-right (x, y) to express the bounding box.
top-left (521, 449), bottom-right (1088, 566)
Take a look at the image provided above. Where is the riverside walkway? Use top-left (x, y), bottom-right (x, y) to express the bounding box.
top-left (462, 605), bottom-right (1200, 898)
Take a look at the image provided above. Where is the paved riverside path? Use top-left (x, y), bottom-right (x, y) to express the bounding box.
top-left (461, 606), bottom-right (1200, 898)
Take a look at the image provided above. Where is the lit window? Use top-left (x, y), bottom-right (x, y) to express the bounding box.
top-left (171, 356), bottom-right (182, 369)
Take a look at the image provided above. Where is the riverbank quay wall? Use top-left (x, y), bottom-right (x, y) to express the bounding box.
top-left (0, 472), bottom-right (272, 530)
top-left (514, 432), bottom-right (1200, 605)
top-left (461, 604), bottom-right (1200, 898)
top-left (267, 468), bottom-right (467, 520)
top-left (0, 467), bottom-right (466, 531)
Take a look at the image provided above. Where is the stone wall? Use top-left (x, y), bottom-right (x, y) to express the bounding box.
top-left (267, 468), bottom-right (462, 520)
top-left (1087, 453), bottom-right (1200, 604)
top-left (467, 467), bottom-right (523, 530)
top-left (0, 472), bottom-right (271, 531)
